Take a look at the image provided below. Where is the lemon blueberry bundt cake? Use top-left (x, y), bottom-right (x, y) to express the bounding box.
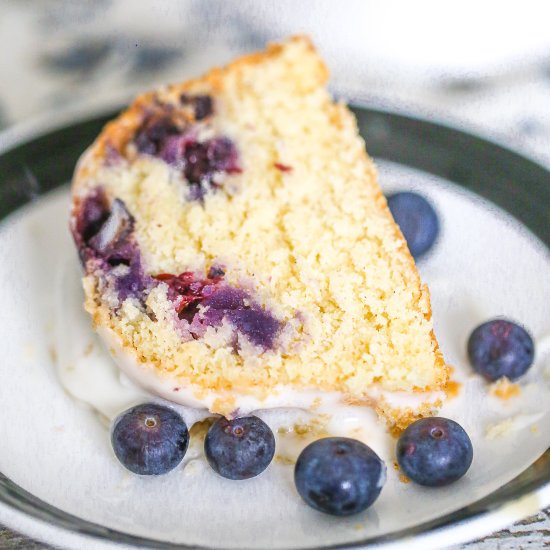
top-left (70, 36), bottom-right (448, 423)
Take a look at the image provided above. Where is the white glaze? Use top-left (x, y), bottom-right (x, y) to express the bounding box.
top-left (95, 324), bottom-right (444, 417)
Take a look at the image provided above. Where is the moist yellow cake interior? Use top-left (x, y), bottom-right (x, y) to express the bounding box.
top-left (77, 36), bottom-right (448, 414)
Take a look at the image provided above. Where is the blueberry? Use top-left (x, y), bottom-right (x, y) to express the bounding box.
top-left (76, 188), bottom-right (110, 246)
top-left (396, 417), bottom-right (473, 487)
top-left (207, 265), bottom-right (225, 279)
top-left (294, 437), bottom-right (386, 516)
top-left (467, 319), bottom-right (534, 381)
top-left (193, 95), bottom-right (213, 120)
top-left (89, 198), bottom-right (134, 255)
top-left (183, 141), bottom-right (210, 184)
top-left (183, 137), bottom-right (240, 185)
top-left (132, 104), bottom-right (240, 200)
top-left (200, 286), bottom-right (280, 349)
top-left (153, 273), bottom-right (280, 350)
top-left (226, 307), bottom-right (280, 349)
top-left (115, 256), bottom-right (153, 302)
top-left (134, 117), bottom-right (180, 156)
top-left (206, 137), bottom-right (240, 173)
top-left (204, 416), bottom-right (275, 480)
top-left (111, 403), bottom-right (189, 475)
top-left (387, 191), bottom-right (439, 258)
top-left (180, 94), bottom-right (214, 120)
top-left (74, 193), bottom-right (153, 301)
top-left (201, 286), bottom-right (248, 311)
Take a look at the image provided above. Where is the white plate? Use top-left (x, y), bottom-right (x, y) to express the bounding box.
top-left (0, 109), bottom-right (549, 549)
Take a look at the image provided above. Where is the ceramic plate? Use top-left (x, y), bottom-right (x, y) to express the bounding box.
top-left (0, 106), bottom-right (548, 550)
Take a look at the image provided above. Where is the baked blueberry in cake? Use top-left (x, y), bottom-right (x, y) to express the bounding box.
top-left (70, 36), bottom-right (448, 425)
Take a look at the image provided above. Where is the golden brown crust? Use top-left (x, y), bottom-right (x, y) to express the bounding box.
top-left (490, 377), bottom-right (521, 400)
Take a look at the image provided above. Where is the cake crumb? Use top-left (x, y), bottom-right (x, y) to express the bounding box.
top-left (446, 380), bottom-right (462, 399)
top-left (399, 473), bottom-right (411, 484)
top-left (389, 424), bottom-right (406, 438)
top-left (274, 455), bottom-right (294, 465)
top-left (83, 341), bottom-right (94, 356)
top-left (189, 418), bottom-right (216, 440)
top-left (115, 472), bottom-right (132, 491)
top-left (486, 413), bottom-right (543, 439)
top-left (211, 396), bottom-right (237, 417)
top-left (388, 424), bottom-right (412, 439)
top-left (310, 397), bottom-right (322, 411)
top-left (531, 424), bottom-right (539, 435)
top-left (392, 460), bottom-right (410, 483)
top-left (287, 420), bottom-right (329, 439)
top-left (49, 345), bottom-right (58, 364)
top-left (490, 377), bottom-right (521, 400)
top-left (485, 418), bottom-right (515, 439)
top-left (293, 424), bottom-right (312, 436)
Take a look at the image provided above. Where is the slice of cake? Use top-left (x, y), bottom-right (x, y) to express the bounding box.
top-left (70, 36), bottom-right (448, 427)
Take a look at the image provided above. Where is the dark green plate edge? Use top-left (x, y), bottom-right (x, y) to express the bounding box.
top-left (0, 105), bottom-right (548, 549)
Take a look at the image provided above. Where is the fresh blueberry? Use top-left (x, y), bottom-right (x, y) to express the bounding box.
top-left (467, 319), bottom-right (534, 381)
top-left (387, 191), bottom-right (439, 258)
top-left (294, 437), bottom-right (386, 516)
top-left (396, 417), bottom-right (473, 487)
top-left (111, 403), bottom-right (189, 475)
top-left (204, 416), bottom-right (275, 480)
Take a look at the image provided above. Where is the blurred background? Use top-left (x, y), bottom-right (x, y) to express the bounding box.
top-left (1, 0), bottom-right (550, 163)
